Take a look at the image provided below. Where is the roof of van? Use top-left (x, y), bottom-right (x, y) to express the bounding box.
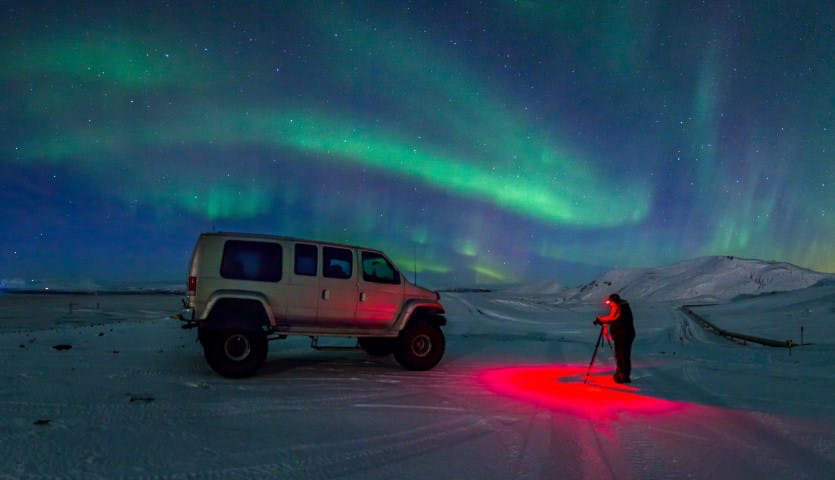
top-left (199, 231), bottom-right (384, 253)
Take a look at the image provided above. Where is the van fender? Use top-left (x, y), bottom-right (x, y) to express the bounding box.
top-left (200, 290), bottom-right (276, 331)
top-left (393, 300), bottom-right (446, 332)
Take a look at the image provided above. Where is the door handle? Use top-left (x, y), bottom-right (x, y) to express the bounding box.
top-left (322, 289), bottom-right (330, 300)
top-left (359, 292), bottom-right (367, 302)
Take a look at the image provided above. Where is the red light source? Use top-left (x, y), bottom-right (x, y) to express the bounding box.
top-left (187, 275), bottom-right (197, 293)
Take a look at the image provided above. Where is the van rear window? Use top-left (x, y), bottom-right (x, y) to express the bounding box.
top-left (220, 240), bottom-right (283, 282)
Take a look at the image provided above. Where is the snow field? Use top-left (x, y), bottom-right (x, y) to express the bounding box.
top-left (0, 287), bottom-right (833, 479)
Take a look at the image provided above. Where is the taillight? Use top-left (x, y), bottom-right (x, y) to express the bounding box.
top-left (187, 276), bottom-right (197, 293)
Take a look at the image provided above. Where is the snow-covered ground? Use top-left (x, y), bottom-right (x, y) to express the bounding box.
top-left (1, 273), bottom-right (834, 478)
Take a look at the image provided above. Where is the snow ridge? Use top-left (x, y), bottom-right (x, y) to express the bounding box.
top-left (561, 256), bottom-right (833, 303)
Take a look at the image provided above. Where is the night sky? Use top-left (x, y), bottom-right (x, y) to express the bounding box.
top-left (2, 1), bottom-right (833, 287)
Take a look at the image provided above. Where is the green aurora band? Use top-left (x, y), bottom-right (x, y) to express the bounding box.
top-left (6, 26), bottom-right (652, 228)
top-left (2, 1), bottom-right (833, 280)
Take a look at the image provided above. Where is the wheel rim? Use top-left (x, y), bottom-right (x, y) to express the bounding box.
top-left (410, 333), bottom-right (432, 357)
top-left (224, 334), bottom-right (252, 361)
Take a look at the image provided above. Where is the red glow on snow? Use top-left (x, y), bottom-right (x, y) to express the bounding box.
top-left (479, 364), bottom-right (687, 421)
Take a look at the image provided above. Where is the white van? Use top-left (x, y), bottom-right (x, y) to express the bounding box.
top-left (177, 232), bottom-right (447, 377)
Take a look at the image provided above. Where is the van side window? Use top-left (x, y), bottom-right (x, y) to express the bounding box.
top-left (361, 251), bottom-right (401, 284)
top-left (220, 240), bottom-right (282, 282)
top-left (294, 243), bottom-right (317, 276)
top-left (323, 247), bottom-right (352, 279)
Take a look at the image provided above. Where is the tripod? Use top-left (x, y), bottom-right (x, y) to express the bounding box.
top-left (584, 323), bottom-right (608, 383)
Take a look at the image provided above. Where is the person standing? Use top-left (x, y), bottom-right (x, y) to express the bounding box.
top-left (594, 293), bottom-right (635, 383)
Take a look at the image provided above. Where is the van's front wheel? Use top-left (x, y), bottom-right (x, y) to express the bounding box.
top-left (202, 330), bottom-right (268, 378)
top-left (394, 324), bottom-right (445, 370)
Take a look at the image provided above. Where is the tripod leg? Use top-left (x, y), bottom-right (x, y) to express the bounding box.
top-left (584, 326), bottom-right (604, 383)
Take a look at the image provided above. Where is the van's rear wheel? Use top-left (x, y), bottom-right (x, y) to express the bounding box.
top-left (203, 330), bottom-right (268, 378)
top-left (394, 324), bottom-right (445, 370)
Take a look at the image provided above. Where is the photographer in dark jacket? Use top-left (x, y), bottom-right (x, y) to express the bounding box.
top-left (594, 293), bottom-right (635, 383)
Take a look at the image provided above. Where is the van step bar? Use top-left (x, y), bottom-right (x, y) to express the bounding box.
top-left (309, 337), bottom-right (362, 351)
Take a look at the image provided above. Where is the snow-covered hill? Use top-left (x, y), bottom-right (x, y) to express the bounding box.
top-left (560, 256), bottom-right (833, 303)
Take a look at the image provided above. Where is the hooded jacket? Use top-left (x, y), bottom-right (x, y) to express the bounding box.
top-left (598, 298), bottom-right (635, 339)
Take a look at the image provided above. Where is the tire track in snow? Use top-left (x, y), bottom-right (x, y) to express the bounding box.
top-left (1, 364), bottom-right (502, 477)
top-left (618, 418), bottom-right (714, 480)
top-left (685, 407), bottom-right (835, 479)
top-left (1, 398), bottom-right (494, 479)
top-left (131, 414), bottom-right (494, 480)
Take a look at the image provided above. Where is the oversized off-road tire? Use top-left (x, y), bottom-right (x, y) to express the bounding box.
top-left (394, 324), bottom-right (445, 370)
top-left (358, 337), bottom-right (396, 357)
top-left (202, 330), bottom-right (268, 378)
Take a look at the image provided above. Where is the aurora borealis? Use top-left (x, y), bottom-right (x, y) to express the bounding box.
top-left (1, 1), bottom-right (833, 286)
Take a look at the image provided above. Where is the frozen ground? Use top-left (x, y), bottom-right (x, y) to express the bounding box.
top-left (1, 284), bottom-right (834, 479)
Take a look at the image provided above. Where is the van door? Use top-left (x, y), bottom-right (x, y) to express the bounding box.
top-left (317, 246), bottom-right (359, 328)
top-left (281, 243), bottom-right (320, 327)
top-left (355, 251), bottom-right (405, 328)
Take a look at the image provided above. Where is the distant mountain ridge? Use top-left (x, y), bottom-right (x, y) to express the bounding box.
top-left (0, 278), bottom-right (183, 294)
top-left (4, 256), bottom-right (832, 302)
top-left (560, 256), bottom-right (834, 303)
